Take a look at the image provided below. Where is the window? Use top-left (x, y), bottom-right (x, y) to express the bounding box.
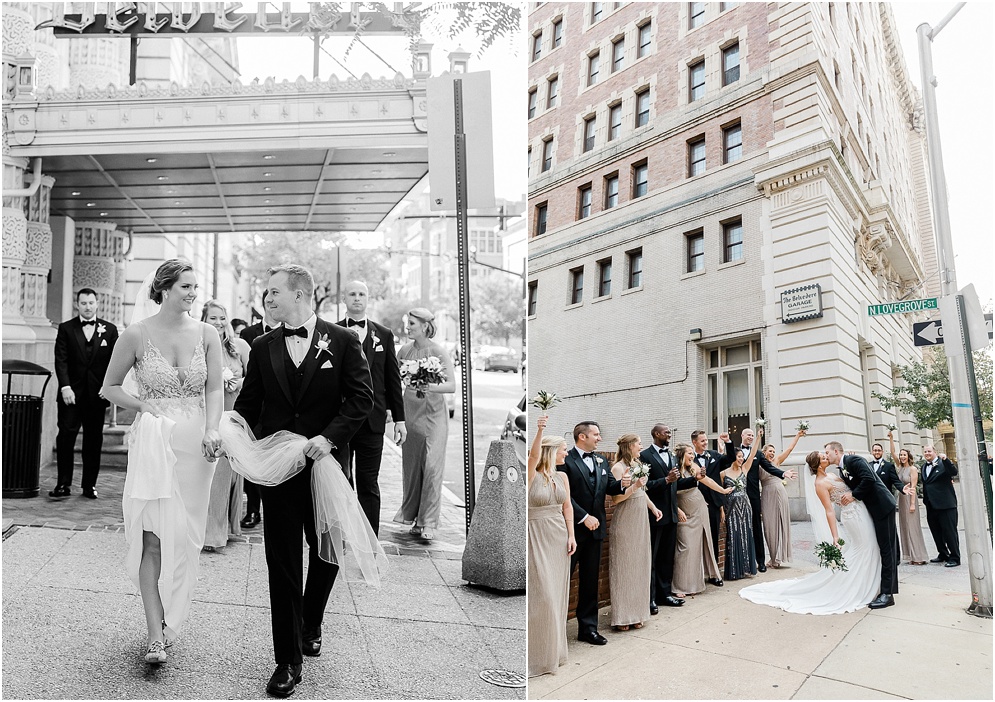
top-left (689, 2), bottom-right (705, 29)
top-left (588, 52), bottom-right (600, 86)
top-left (632, 161), bottom-right (648, 197)
top-left (722, 42), bottom-right (740, 85)
top-left (583, 116), bottom-right (596, 152)
top-left (612, 37), bottom-right (625, 72)
top-left (552, 18), bottom-right (563, 48)
top-left (531, 32), bottom-right (542, 62)
top-left (689, 60), bottom-right (705, 102)
top-left (706, 339), bottom-right (763, 446)
top-left (542, 138), bottom-right (553, 172)
top-left (723, 122), bottom-right (742, 163)
top-left (578, 184), bottom-right (593, 219)
top-left (638, 22), bottom-right (652, 58)
top-left (687, 231), bottom-right (704, 272)
top-left (534, 203), bottom-right (548, 235)
top-left (570, 267), bottom-right (584, 304)
top-left (604, 173), bottom-right (619, 209)
top-left (590, 1), bottom-right (603, 24)
top-left (688, 137), bottom-right (706, 176)
top-left (528, 88), bottom-right (537, 119)
top-left (527, 147), bottom-right (531, 178)
top-left (627, 248), bottom-right (642, 288)
top-left (597, 258), bottom-right (612, 297)
top-left (635, 89), bottom-right (650, 127)
top-left (609, 103), bottom-right (622, 140)
top-left (723, 219), bottom-right (743, 262)
top-left (547, 75), bottom-right (559, 107)
top-left (720, 1), bottom-right (738, 10)
top-left (527, 281), bottom-right (538, 316)
top-left (833, 60), bottom-right (841, 90)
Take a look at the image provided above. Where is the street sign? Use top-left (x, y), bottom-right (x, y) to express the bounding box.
top-left (912, 313), bottom-right (993, 347)
top-left (867, 297), bottom-right (938, 316)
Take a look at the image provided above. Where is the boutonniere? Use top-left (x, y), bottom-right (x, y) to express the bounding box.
top-left (314, 333), bottom-right (333, 360)
top-left (371, 332), bottom-right (383, 351)
top-left (595, 456), bottom-right (603, 464)
top-left (96, 323), bottom-right (107, 337)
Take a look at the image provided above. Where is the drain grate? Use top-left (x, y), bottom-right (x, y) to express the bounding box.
top-left (479, 669), bottom-right (526, 688)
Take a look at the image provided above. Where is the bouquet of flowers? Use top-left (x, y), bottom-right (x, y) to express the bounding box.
top-left (887, 422), bottom-right (898, 432)
top-left (815, 539), bottom-right (848, 572)
top-left (796, 420), bottom-right (810, 432)
top-left (400, 356), bottom-right (446, 398)
top-left (629, 461), bottom-right (649, 483)
top-left (755, 417), bottom-right (766, 429)
top-left (529, 390), bottom-right (561, 411)
top-left (222, 366), bottom-right (237, 390)
top-left (731, 476), bottom-right (746, 492)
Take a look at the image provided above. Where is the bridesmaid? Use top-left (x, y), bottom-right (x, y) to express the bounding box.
top-left (759, 428), bottom-right (804, 568)
top-left (608, 434), bottom-right (660, 631)
top-left (672, 443), bottom-right (730, 597)
top-left (527, 414), bottom-right (576, 678)
top-left (393, 308), bottom-right (455, 542)
top-left (889, 431), bottom-right (929, 565)
top-left (721, 430), bottom-right (762, 581)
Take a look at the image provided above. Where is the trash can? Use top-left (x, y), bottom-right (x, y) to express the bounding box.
top-left (2, 360), bottom-right (52, 498)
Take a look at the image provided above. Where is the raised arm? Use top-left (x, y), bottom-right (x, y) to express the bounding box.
top-left (888, 430), bottom-right (898, 464)
top-left (775, 430), bottom-right (805, 466)
top-left (527, 415), bottom-right (547, 486)
top-left (742, 432), bottom-right (762, 474)
top-left (697, 472), bottom-right (732, 494)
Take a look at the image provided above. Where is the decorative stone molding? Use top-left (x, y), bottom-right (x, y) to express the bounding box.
top-left (1, 5), bottom-right (32, 56)
top-left (24, 220), bottom-right (52, 268)
top-left (72, 220), bottom-right (125, 326)
top-left (2, 208), bottom-right (27, 261)
top-left (23, 174), bottom-right (54, 224)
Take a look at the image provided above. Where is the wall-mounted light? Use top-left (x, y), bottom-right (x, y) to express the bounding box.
top-left (14, 53), bottom-right (36, 101)
top-left (448, 47), bottom-right (470, 74)
top-left (413, 41), bottom-right (433, 78)
top-left (689, 328), bottom-right (703, 341)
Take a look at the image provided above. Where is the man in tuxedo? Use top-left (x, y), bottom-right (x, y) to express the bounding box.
top-left (234, 264), bottom-right (373, 697)
top-left (920, 445), bottom-right (960, 567)
top-left (238, 290), bottom-right (280, 529)
top-left (336, 280), bottom-right (406, 535)
top-left (51, 288), bottom-right (118, 500)
top-left (690, 430), bottom-right (732, 562)
top-left (825, 441), bottom-right (904, 608)
top-left (556, 421), bottom-right (629, 645)
top-left (734, 428), bottom-right (796, 572)
top-left (870, 442), bottom-right (905, 495)
top-left (641, 424), bottom-right (702, 613)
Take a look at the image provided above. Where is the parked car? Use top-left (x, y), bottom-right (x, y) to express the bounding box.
top-left (472, 345), bottom-right (519, 372)
top-left (499, 394), bottom-right (527, 466)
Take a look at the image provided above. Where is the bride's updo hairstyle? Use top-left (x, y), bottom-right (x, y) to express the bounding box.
top-left (149, 259), bottom-right (194, 304)
top-left (805, 450), bottom-right (822, 475)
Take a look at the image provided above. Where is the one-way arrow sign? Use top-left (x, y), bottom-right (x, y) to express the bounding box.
top-left (912, 313), bottom-right (993, 347)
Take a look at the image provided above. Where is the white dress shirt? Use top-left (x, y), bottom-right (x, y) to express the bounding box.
top-left (284, 314), bottom-right (317, 367)
top-left (80, 316), bottom-right (96, 342)
top-left (345, 316), bottom-right (369, 344)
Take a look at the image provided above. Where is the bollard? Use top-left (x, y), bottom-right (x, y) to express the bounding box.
top-left (462, 439), bottom-right (526, 590)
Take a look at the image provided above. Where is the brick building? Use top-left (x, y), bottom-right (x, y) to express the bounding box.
top-left (527, 2), bottom-right (936, 486)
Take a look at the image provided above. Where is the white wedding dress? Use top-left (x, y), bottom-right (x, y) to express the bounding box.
top-left (740, 473), bottom-right (881, 615)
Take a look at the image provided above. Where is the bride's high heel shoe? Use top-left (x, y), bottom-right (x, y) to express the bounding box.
top-left (145, 640), bottom-right (167, 664)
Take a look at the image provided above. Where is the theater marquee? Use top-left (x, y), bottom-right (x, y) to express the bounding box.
top-left (780, 284), bottom-right (824, 324)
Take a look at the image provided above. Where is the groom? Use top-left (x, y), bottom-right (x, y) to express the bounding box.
top-left (824, 441), bottom-right (906, 609)
top-left (234, 263), bottom-right (373, 697)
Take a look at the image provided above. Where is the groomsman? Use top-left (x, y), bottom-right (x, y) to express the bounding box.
top-left (557, 421), bottom-right (628, 645)
top-left (734, 428), bottom-right (795, 572)
top-left (870, 442), bottom-right (905, 494)
top-left (920, 445), bottom-right (960, 567)
top-left (336, 280), bottom-right (406, 535)
top-left (690, 430), bottom-right (731, 562)
top-left (51, 288), bottom-right (118, 499)
top-left (641, 424), bottom-right (700, 613)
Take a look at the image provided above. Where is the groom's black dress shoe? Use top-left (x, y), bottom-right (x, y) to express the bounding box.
top-left (660, 595), bottom-right (684, 607)
top-left (868, 594), bottom-right (895, 609)
top-left (82, 488), bottom-right (98, 499)
top-left (756, 564), bottom-right (767, 573)
top-left (929, 555), bottom-right (947, 563)
top-left (302, 625), bottom-right (321, 657)
top-left (241, 512), bottom-right (261, 529)
top-left (578, 630), bottom-right (607, 645)
top-left (48, 485), bottom-right (70, 500)
top-left (945, 560), bottom-right (960, 568)
top-left (649, 601), bottom-right (659, 615)
top-left (707, 578), bottom-right (724, 587)
top-left (266, 663), bottom-right (302, 698)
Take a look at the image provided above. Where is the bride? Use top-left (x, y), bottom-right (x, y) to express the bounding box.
top-left (739, 450), bottom-right (881, 615)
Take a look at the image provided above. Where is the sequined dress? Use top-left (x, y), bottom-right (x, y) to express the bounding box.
top-left (723, 474), bottom-right (756, 580)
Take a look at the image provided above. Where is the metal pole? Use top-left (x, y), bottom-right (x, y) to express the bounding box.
top-left (335, 246), bottom-right (341, 320)
top-left (918, 11), bottom-right (992, 618)
top-left (313, 34), bottom-right (320, 79)
top-left (453, 78), bottom-right (476, 532)
top-left (958, 297), bottom-right (993, 532)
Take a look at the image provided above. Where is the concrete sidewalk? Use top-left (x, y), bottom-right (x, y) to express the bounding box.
top-left (1, 442), bottom-right (526, 700)
top-left (529, 518), bottom-right (992, 700)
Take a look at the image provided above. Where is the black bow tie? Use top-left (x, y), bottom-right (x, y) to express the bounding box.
top-left (658, 447), bottom-right (667, 454)
top-left (696, 454), bottom-right (706, 461)
top-left (81, 320), bottom-right (95, 327)
top-left (581, 452), bottom-right (594, 460)
top-left (347, 318), bottom-right (366, 328)
top-left (283, 326), bottom-right (308, 339)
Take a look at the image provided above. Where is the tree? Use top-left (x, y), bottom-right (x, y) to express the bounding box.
top-left (471, 274), bottom-right (523, 347)
top-left (873, 347), bottom-right (994, 429)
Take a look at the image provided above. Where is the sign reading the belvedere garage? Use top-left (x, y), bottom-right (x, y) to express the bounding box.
top-left (781, 284), bottom-right (823, 324)
top-left (867, 298), bottom-right (938, 317)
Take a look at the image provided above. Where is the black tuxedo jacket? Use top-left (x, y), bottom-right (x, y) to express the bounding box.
top-left (335, 318), bottom-right (404, 434)
top-left (641, 445), bottom-right (697, 525)
top-left (734, 443), bottom-right (785, 501)
top-left (870, 458), bottom-right (904, 493)
top-left (838, 454), bottom-right (897, 520)
top-left (696, 447), bottom-right (731, 509)
top-left (556, 447), bottom-right (624, 541)
top-left (240, 321), bottom-right (277, 347)
top-left (921, 457), bottom-right (958, 510)
top-left (54, 317), bottom-right (118, 405)
top-left (233, 317), bottom-right (374, 453)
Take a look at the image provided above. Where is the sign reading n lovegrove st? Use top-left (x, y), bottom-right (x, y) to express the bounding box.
top-left (781, 284), bottom-right (824, 324)
top-left (867, 298), bottom-right (938, 316)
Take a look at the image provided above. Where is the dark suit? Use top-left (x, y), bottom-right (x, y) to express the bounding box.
top-left (737, 443), bottom-right (785, 566)
top-left (870, 458), bottom-right (904, 494)
top-left (239, 321), bottom-right (278, 516)
top-left (641, 445), bottom-right (698, 603)
top-left (921, 457), bottom-right (960, 563)
top-left (838, 455), bottom-right (899, 595)
top-left (695, 446), bottom-right (732, 561)
top-left (234, 317), bottom-right (373, 664)
top-left (53, 317), bottom-right (118, 491)
top-left (556, 447), bottom-right (625, 635)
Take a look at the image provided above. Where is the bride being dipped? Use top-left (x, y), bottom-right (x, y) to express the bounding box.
top-left (739, 450), bottom-right (882, 615)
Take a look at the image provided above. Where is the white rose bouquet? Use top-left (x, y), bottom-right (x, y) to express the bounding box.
top-left (796, 420), bottom-right (809, 432)
top-left (401, 356), bottom-right (446, 398)
top-left (815, 539), bottom-right (848, 572)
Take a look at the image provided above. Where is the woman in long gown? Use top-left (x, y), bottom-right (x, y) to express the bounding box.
top-left (721, 433), bottom-right (762, 581)
top-left (527, 414), bottom-right (576, 677)
top-left (608, 434), bottom-right (659, 630)
top-left (201, 301), bottom-right (250, 551)
top-left (740, 450), bottom-right (883, 614)
top-left (889, 431), bottom-right (929, 564)
top-left (102, 260), bottom-right (224, 664)
top-left (672, 443), bottom-right (730, 596)
top-left (760, 429), bottom-right (804, 568)
top-left (393, 308), bottom-right (455, 542)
